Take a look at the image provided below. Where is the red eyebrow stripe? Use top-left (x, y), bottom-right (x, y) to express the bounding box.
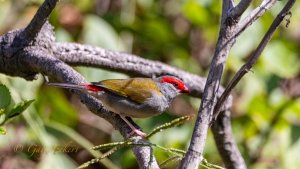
top-left (160, 77), bottom-right (183, 84)
top-left (81, 84), bottom-right (103, 92)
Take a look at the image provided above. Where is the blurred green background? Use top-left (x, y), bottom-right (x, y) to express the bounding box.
top-left (0, 0), bottom-right (300, 169)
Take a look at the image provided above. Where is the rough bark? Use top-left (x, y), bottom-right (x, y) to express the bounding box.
top-left (212, 111), bottom-right (247, 169)
top-left (179, 1), bottom-right (238, 168)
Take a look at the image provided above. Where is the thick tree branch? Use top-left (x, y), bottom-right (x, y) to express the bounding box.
top-left (2, 0), bottom-right (59, 73)
top-left (224, 0), bottom-right (235, 12)
top-left (212, 0), bottom-right (296, 123)
top-left (230, 0), bottom-right (253, 18)
top-left (212, 111), bottom-right (247, 169)
top-left (179, 1), bottom-right (238, 168)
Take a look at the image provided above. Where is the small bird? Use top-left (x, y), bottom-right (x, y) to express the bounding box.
top-left (48, 76), bottom-right (189, 137)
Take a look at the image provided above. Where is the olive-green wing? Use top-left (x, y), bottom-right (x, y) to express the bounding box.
top-left (92, 78), bottom-right (162, 104)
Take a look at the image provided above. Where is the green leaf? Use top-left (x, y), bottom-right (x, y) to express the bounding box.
top-left (291, 124), bottom-right (300, 146)
top-left (7, 100), bottom-right (34, 119)
top-left (0, 127), bottom-right (6, 135)
top-left (0, 84), bottom-right (11, 109)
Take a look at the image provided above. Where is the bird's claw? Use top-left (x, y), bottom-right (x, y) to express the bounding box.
top-left (127, 129), bottom-right (147, 138)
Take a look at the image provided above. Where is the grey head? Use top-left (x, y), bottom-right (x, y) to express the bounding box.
top-left (155, 76), bottom-right (190, 104)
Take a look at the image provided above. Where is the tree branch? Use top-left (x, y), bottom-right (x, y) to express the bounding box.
top-left (230, 0), bottom-right (253, 18)
top-left (212, 111), bottom-right (247, 169)
top-left (237, 0), bottom-right (277, 36)
top-left (224, 0), bottom-right (235, 13)
top-left (2, 0), bottom-right (59, 69)
top-left (22, 0), bottom-right (59, 41)
top-left (179, 1), bottom-right (238, 168)
top-left (212, 0), bottom-right (296, 123)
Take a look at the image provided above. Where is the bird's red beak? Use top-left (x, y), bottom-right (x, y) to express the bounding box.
top-left (181, 85), bottom-right (190, 93)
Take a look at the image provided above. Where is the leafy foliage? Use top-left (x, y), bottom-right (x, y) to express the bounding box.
top-left (0, 84), bottom-right (34, 134)
top-left (7, 100), bottom-right (35, 118)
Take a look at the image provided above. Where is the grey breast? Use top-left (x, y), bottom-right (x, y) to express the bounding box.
top-left (94, 90), bottom-right (168, 118)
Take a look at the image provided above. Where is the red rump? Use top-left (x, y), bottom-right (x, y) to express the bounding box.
top-left (81, 84), bottom-right (102, 92)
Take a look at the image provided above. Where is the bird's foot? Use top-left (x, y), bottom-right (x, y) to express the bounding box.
top-left (120, 115), bottom-right (147, 138)
top-left (127, 129), bottom-right (147, 138)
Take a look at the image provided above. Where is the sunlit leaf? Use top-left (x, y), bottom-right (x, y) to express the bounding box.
top-left (0, 127), bottom-right (6, 135)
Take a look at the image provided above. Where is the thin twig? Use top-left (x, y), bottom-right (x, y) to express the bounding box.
top-left (237, 0), bottom-right (277, 36)
top-left (22, 0), bottom-right (59, 41)
top-left (146, 116), bottom-right (191, 139)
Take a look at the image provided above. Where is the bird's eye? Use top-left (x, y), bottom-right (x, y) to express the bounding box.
top-left (173, 83), bottom-right (179, 87)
